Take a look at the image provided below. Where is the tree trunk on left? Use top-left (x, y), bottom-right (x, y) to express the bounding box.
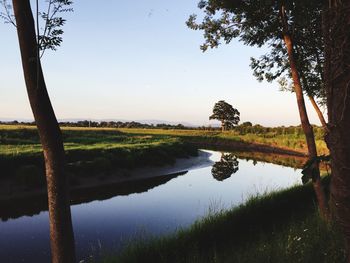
top-left (12, 1), bottom-right (76, 262)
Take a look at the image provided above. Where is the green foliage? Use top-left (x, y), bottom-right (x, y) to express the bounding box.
top-left (209, 100), bottom-right (240, 130)
top-left (38, 0), bottom-right (73, 53)
top-left (0, 0), bottom-right (73, 56)
top-left (187, 0), bottom-right (326, 103)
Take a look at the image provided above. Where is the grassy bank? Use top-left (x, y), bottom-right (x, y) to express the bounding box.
top-left (104, 177), bottom-right (345, 263)
top-left (0, 125), bottom-right (197, 187)
top-left (117, 128), bottom-right (329, 156)
top-left (0, 125), bottom-right (329, 188)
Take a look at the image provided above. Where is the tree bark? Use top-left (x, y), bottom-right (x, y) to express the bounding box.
top-left (324, 1), bottom-right (350, 260)
top-left (308, 95), bottom-right (329, 131)
top-left (280, 4), bottom-right (330, 220)
top-left (12, 1), bottom-right (76, 262)
top-left (221, 121), bottom-right (225, 132)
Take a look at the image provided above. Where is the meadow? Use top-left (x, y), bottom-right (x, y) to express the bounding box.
top-left (0, 125), bottom-right (197, 188)
top-left (117, 127), bottom-right (328, 155)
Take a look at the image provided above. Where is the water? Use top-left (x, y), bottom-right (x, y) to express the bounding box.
top-left (0, 150), bottom-right (302, 262)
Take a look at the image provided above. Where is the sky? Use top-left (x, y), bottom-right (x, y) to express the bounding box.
top-left (0, 0), bottom-right (325, 127)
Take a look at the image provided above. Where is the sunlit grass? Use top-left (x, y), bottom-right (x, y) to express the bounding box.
top-left (0, 125), bottom-right (329, 157)
top-left (0, 125), bottom-right (178, 156)
top-left (117, 128), bottom-right (329, 155)
top-left (0, 125), bottom-right (198, 182)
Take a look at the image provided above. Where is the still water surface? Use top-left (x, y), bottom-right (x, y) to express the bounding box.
top-left (0, 150), bottom-right (302, 262)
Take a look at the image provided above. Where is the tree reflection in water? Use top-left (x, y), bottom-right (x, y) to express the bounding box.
top-left (211, 153), bottom-right (239, 181)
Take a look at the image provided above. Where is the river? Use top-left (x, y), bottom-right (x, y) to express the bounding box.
top-left (0, 150), bottom-right (302, 262)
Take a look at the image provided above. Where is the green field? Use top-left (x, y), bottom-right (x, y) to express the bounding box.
top-left (0, 125), bottom-right (328, 157)
top-left (0, 124), bottom-right (329, 189)
top-left (0, 125), bottom-right (197, 188)
top-left (117, 127), bottom-right (328, 155)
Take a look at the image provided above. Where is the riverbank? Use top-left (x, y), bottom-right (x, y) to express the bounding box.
top-left (104, 176), bottom-right (345, 263)
top-left (117, 128), bottom-right (328, 156)
top-left (0, 150), bottom-right (213, 220)
top-left (0, 125), bottom-right (199, 188)
top-left (0, 125), bottom-right (321, 191)
top-left (0, 125), bottom-right (330, 200)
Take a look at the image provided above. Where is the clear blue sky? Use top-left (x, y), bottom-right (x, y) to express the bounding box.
top-left (0, 0), bottom-right (323, 126)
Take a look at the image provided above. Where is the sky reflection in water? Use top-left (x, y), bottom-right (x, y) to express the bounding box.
top-left (0, 150), bottom-right (302, 262)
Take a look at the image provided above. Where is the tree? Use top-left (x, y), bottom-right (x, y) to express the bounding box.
top-left (241, 121), bottom-right (252, 127)
top-left (209, 100), bottom-right (240, 131)
top-left (6, 0), bottom-right (76, 262)
top-left (188, 0), bottom-right (329, 219)
top-left (323, 0), bottom-right (350, 259)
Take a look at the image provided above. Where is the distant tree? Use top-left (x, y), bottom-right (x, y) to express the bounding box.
top-left (241, 121), bottom-right (252, 127)
top-left (209, 100), bottom-right (240, 131)
top-left (4, 0), bottom-right (76, 262)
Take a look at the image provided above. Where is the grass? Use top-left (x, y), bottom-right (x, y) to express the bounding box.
top-left (0, 125), bottom-right (198, 187)
top-left (116, 128), bottom-right (329, 156)
top-left (0, 124), bottom-right (329, 188)
top-left (0, 125), bottom-right (329, 158)
top-left (103, 177), bottom-right (345, 263)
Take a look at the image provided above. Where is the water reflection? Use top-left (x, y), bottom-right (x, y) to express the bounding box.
top-left (0, 171), bottom-right (188, 221)
top-left (0, 151), bottom-right (311, 221)
top-left (211, 153), bottom-right (239, 181)
top-left (0, 150), bottom-right (304, 263)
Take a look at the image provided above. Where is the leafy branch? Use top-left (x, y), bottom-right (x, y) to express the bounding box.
top-left (1, 0), bottom-right (73, 57)
top-left (38, 0), bottom-right (73, 57)
top-left (0, 0), bottom-right (16, 27)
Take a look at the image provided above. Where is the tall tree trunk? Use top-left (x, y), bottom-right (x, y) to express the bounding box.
top-left (308, 95), bottom-right (329, 131)
top-left (324, 0), bottom-right (350, 260)
top-left (221, 121), bottom-right (225, 132)
top-left (294, 45), bottom-right (329, 132)
top-left (12, 1), bottom-right (76, 262)
top-left (280, 4), bottom-right (330, 220)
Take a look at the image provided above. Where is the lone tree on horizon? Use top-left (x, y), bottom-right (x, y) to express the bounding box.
top-left (209, 100), bottom-right (240, 131)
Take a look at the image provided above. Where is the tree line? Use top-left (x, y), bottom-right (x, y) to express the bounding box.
top-left (0, 119), bottom-right (325, 138)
